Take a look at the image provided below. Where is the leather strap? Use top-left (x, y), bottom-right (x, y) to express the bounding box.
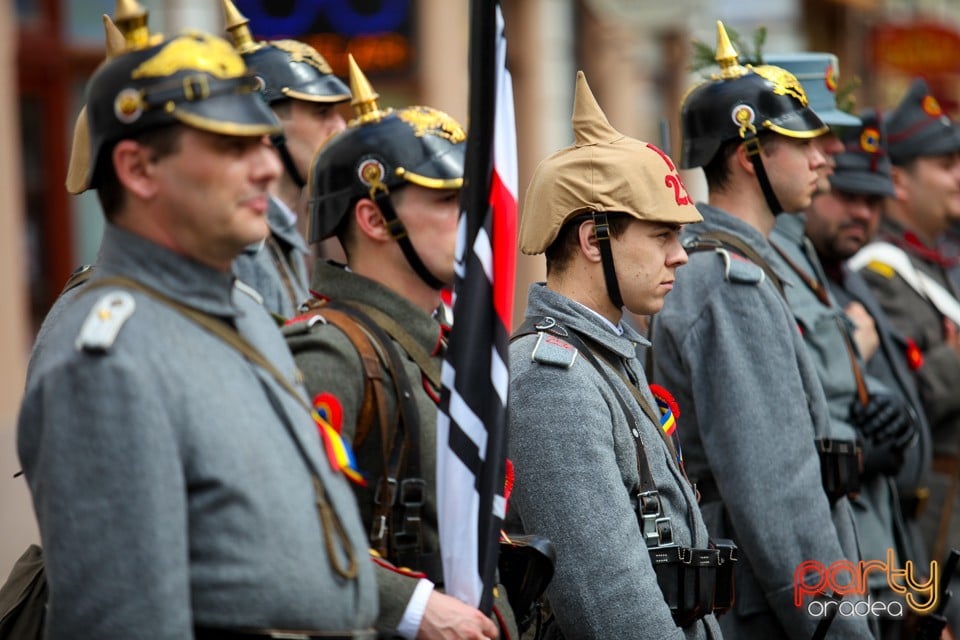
top-left (373, 192), bottom-right (445, 290)
top-left (269, 132), bottom-right (306, 189)
top-left (84, 276), bottom-right (358, 581)
top-left (265, 234), bottom-right (302, 315)
top-left (742, 135), bottom-right (783, 216)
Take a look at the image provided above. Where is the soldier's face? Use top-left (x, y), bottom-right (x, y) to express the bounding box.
top-left (814, 132), bottom-right (844, 195)
top-left (394, 185), bottom-right (461, 285)
top-left (609, 219), bottom-right (688, 316)
top-left (894, 152), bottom-right (960, 237)
top-left (278, 99), bottom-right (347, 184)
top-left (805, 189), bottom-right (883, 262)
top-left (149, 128), bottom-right (281, 269)
top-left (761, 136), bottom-right (826, 214)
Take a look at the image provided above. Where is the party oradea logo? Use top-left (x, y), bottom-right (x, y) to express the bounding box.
top-left (794, 549), bottom-right (938, 618)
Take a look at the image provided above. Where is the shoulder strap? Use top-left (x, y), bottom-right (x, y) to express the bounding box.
top-left (691, 230), bottom-right (786, 297)
top-left (297, 300), bottom-right (391, 450)
top-left (84, 276), bottom-right (359, 580)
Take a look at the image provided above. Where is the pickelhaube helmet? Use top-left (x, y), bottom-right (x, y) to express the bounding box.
top-left (77, 30), bottom-right (280, 193)
top-left (222, 0), bottom-right (349, 106)
top-left (308, 56), bottom-right (465, 243)
top-left (307, 56), bottom-right (465, 289)
top-left (764, 52), bottom-right (861, 130)
top-left (680, 21), bottom-right (828, 170)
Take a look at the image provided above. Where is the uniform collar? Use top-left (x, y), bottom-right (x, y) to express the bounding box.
top-left (96, 224), bottom-right (238, 319)
top-left (524, 283), bottom-right (648, 360)
top-left (692, 202), bottom-right (794, 281)
top-left (267, 196), bottom-right (309, 254)
top-left (879, 217), bottom-right (959, 267)
top-left (309, 260), bottom-right (444, 353)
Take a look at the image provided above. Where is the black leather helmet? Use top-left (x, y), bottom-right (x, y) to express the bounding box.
top-left (680, 22), bottom-right (828, 169)
top-left (307, 58), bottom-right (465, 244)
top-left (222, 0), bottom-right (349, 106)
top-left (80, 30), bottom-right (280, 192)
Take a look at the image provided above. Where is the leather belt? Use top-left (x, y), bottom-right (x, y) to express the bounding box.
top-left (194, 626), bottom-right (377, 640)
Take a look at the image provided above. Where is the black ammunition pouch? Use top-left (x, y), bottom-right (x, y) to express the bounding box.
top-left (648, 538), bottom-right (738, 627)
top-left (816, 438), bottom-right (861, 504)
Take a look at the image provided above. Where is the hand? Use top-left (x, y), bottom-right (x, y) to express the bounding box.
top-left (417, 591), bottom-right (499, 640)
top-left (845, 302), bottom-right (879, 362)
top-left (850, 393), bottom-right (916, 477)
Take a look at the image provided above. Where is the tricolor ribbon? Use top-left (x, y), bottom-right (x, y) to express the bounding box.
top-left (313, 392), bottom-right (366, 487)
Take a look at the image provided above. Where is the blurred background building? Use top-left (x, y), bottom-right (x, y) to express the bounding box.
top-left (4, 0), bottom-right (960, 578)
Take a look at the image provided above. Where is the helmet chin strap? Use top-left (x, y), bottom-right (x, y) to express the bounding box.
top-left (592, 212), bottom-right (624, 310)
top-left (373, 191), bottom-right (446, 291)
top-left (269, 132), bottom-right (306, 189)
top-left (742, 135), bottom-right (783, 215)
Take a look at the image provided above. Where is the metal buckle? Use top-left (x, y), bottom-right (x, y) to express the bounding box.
top-left (743, 136), bottom-right (762, 157)
top-left (374, 477), bottom-right (398, 506)
top-left (656, 517), bottom-right (674, 546)
top-left (182, 74), bottom-right (211, 102)
top-left (370, 515), bottom-right (387, 543)
top-left (534, 317), bottom-right (557, 331)
top-left (400, 478), bottom-right (426, 507)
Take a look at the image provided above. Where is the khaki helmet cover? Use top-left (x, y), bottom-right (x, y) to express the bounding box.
top-left (519, 71), bottom-right (701, 255)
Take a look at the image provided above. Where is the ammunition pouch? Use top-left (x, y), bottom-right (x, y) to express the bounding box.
top-left (816, 438), bottom-right (861, 504)
top-left (498, 533), bottom-right (557, 634)
top-left (648, 538), bottom-right (738, 627)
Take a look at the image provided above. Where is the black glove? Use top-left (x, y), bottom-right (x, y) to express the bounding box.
top-left (850, 393), bottom-right (916, 477)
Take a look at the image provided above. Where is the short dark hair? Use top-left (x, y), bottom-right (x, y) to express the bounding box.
top-left (96, 124), bottom-right (185, 219)
top-left (335, 184), bottom-right (409, 260)
top-left (544, 212), bottom-right (632, 276)
top-left (702, 132), bottom-right (780, 192)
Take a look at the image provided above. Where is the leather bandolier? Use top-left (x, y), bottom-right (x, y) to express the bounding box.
top-left (513, 316), bottom-right (737, 627)
top-left (684, 232), bottom-right (861, 504)
top-left (295, 298), bottom-right (440, 581)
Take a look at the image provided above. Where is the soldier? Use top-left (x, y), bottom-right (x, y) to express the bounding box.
top-left (765, 54), bottom-right (917, 639)
top-left (283, 59), bottom-right (511, 639)
top-left (222, 0), bottom-right (350, 319)
top-left (849, 78), bottom-right (960, 635)
top-left (805, 109), bottom-right (939, 635)
top-left (507, 70), bottom-right (725, 639)
top-left (17, 29), bottom-right (380, 639)
top-left (651, 23), bottom-right (874, 639)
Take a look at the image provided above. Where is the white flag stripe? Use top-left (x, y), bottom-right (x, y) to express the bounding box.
top-left (492, 346), bottom-right (508, 405)
top-left (493, 9), bottom-right (518, 199)
top-left (448, 385), bottom-right (489, 456)
top-left (473, 227), bottom-right (493, 282)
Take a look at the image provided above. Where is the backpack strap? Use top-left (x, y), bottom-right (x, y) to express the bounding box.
top-left (686, 230), bottom-right (785, 297)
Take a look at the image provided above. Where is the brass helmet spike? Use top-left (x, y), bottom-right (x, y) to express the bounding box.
top-left (113, 0), bottom-right (150, 50)
top-left (222, 0), bottom-right (259, 54)
top-left (348, 54), bottom-right (385, 124)
top-left (714, 21), bottom-right (747, 80)
top-left (102, 14), bottom-right (127, 59)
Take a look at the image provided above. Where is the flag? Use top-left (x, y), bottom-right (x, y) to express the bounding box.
top-left (436, 0), bottom-right (518, 614)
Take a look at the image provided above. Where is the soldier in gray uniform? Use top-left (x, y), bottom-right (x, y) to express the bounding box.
top-left (283, 60), bottom-right (511, 639)
top-left (17, 30), bottom-right (378, 639)
top-left (508, 70), bottom-right (724, 639)
top-left (804, 109), bottom-right (939, 636)
top-left (651, 23), bottom-right (874, 639)
top-left (222, 0), bottom-right (351, 320)
top-left (849, 78), bottom-right (960, 635)
top-left (767, 54), bottom-right (917, 639)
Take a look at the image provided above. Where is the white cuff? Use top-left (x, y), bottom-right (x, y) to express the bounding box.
top-left (396, 578), bottom-right (435, 639)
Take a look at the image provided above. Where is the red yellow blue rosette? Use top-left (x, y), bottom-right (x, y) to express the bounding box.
top-left (312, 392), bottom-right (366, 486)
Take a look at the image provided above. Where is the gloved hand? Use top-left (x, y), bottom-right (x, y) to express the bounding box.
top-left (849, 393), bottom-right (916, 477)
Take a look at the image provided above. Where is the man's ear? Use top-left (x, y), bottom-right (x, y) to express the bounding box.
top-left (733, 142), bottom-right (756, 176)
top-left (112, 139), bottom-right (159, 200)
top-left (577, 219), bottom-right (602, 264)
top-left (889, 165), bottom-right (910, 202)
top-left (353, 197), bottom-right (392, 243)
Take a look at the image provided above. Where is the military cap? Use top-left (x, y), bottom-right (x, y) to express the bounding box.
top-left (680, 22), bottom-right (828, 169)
top-left (885, 78), bottom-right (960, 164)
top-left (307, 56), bottom-right (466, 243)
top-left (829, 109), bottom-right (895, 198)
top-left (74, 30), bottom-right (280, 193)
top-left (223, 0), bottom-right (349, 105)
top-left (764, 53), bottom-right (861, 129)
top-left (519, 71), bottom-right (701, 256)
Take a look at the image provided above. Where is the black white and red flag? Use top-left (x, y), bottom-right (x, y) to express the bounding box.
top-left (436, 0), bottom-right (518, 614)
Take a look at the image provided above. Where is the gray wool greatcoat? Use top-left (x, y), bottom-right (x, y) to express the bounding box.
top-left (770, 213), bottom-right (907, 595)
top-left (651, 204), bottom-right (874, 640)
top-left (508, 284), bottom-right (722, 640)
top-left (233, 196), bottom-right (310, 320)
top-left (18, 225), bottom-right (378, 639)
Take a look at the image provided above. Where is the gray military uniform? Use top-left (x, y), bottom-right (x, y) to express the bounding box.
top-left (18, 225), bottom-right (377, 639)
top-left (771, 213), bottom-right (907, 598)
top-left (508, 284), bottom-right (722, 640)
top-left (652, 204), bottom-right (873, 640)
top-left (234, 195), bottom-right (310, 320)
